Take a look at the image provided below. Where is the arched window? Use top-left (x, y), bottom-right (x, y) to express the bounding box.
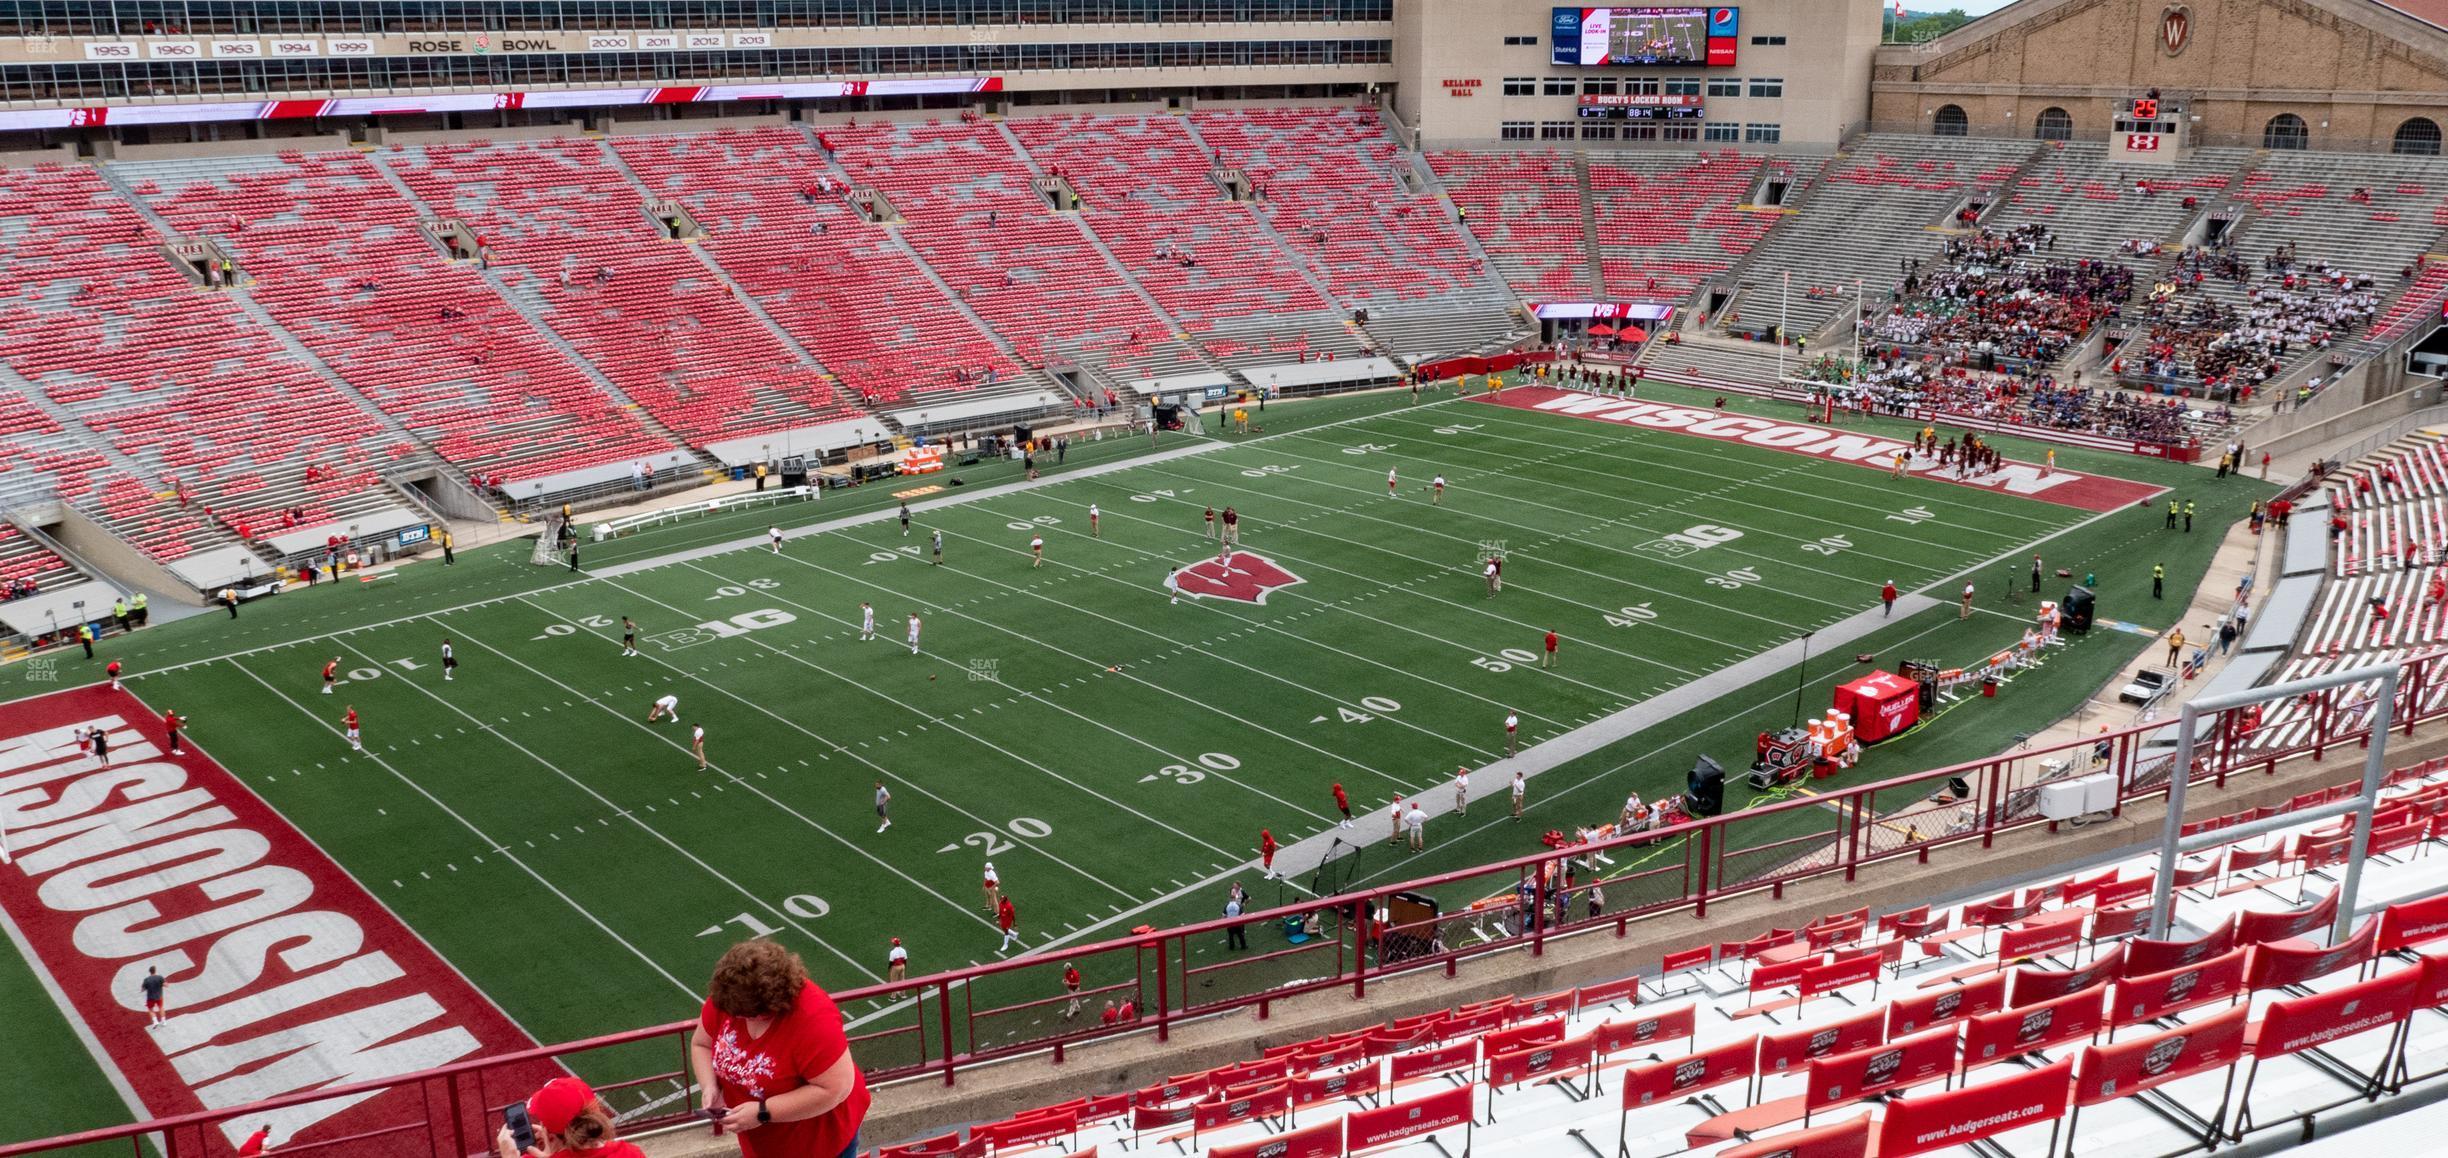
top-left (2395, 117), bottom-right (2442, 156)
top-left (2033, 106), bottom-right (2073, 141)
top-left (2262, 113), bottom-right (2309, 151)
top-left (1933, 104), bottom-right (1969, 137)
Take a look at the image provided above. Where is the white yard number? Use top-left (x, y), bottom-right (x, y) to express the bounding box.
top-left (346, 667), bottom-right (381, 683)
top-left (527, 613), bottom-right (615, 640)
top-left (1339, 696), bottom-right (1401, 724)
top-left (1342, 443), bottom-right (1393, 456)
top-left (866, 546), bottom-right (923, 564)
top-left (1472, 648), bottom-right (1540, 674)
top-left (1887, 506), bottom-right (1935, 525)
top-left (953, 818), bottom-right (1054, 856)
top-left (1240, 465), bottom-right (1297, 479)
top-left (1800, 535), bottom-right (1853, 557)
top-left (1129, 489), bottom-right (1179, 503)
top-left (1005, 516), bottom-right (1062, 531)
top-left (707, 578), bottom-right (782, 600)
top-left (1431, 423), bottom-right (1482, 435)
top-left (1143, 752), bottom-right (1240, 785)
top-left (1606, 602), bottom-right (1659, 628)
top-left (1704, 567), bottom-right (1762, 590)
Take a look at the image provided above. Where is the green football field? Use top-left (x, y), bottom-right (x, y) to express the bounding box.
top-left (0, 383), bottom-right (2272, 1146)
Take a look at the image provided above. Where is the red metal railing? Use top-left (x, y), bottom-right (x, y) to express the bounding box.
top-left (8, 649), bottom-right (2439, 1158)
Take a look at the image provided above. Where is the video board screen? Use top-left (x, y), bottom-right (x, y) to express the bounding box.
top-left (1551, 7), bottom-right (1739, 68)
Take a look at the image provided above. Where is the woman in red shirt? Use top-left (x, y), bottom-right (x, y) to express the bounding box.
top-left (691, 941), bottom-right (871, 1158)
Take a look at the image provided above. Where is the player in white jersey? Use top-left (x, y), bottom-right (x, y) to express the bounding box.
top-left (907, 614), bottom-right (923, 655)
top-left (769, 526), bottom-right (782, 553)
top-left (1089, 503), bottom-right (1100, 538)
top-left (440, 638), bottom-right (457, 681)
top-left (1164, 567), bottom-right (1181, 604)
top-left (1030, 535), bottom-right (1044, 568)
top-left (1388, 467), bottom-right (1398, 496)
top-left (860, 601), bottom-right (876, 641)
top-left (648, 693), bottom-right (679, 723)
top-left (692, 724), bottom-right (707, 771)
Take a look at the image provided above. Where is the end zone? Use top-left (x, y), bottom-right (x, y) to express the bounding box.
top-left (1473, 387), bottom-right (2165, 513)
top-left (0, 684), bottom-right (553, 1153)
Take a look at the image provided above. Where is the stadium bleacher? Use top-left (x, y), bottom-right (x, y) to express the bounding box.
top-left (1426, 148), bottom-right (1597, 299)
top-left (1588, 148), bottom-right (1819, 301)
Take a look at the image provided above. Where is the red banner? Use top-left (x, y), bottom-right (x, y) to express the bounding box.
top-left (1805, 1027), bottom-right (1958, 1113)
top-left (1760, 1007), bottom-right (1885, 1076)
top-left (2383, 893), bottom-right (2448, 954)
top-left (1594, 1004), bottom-right (1696, 1056)
top-left (1130, 1103), bottom-right (1199, 1132)
top-left (1888, 975), bottom-right (2005, 1037)
top-left (1488, 1033), bottom-right (1593, 1088)
top-left (1718, 1116), bottom-right (1871, 1158)
top-left (1209, 1119), bottom-right (1340, 1158)
top-left (1389, 1039), bottom-right (1477, 1083)
top-left (2072, 1005), bottom-right (2247, 1107)
top-left (2126, 923), bottom-right (2235, 976)
top-left (1290, 1063), bottom-right (1380, 1108)
top-left (2007, 945), bottom-right (2124, 1008)
top-left (1876, 1058), bottom-right (2074, 1158)
top-left (1963, 984), bottom-right (2105, 1067)
top-left (1620, 1036), bottom-right (1758, 1109)
top-left (1659, 946), bottom-right (1715, 975)
top-left (1193, 1084), bottom-right (1286, 1135)
top-left (2253, 968), bottom-right (2419, 1058)
top-left (1482, 1016), bottom-right (1565, 1058)
top-left (1998, 919), bottom-right (2083, 962)
top-left (2111, 947), bottom-right (2247, 1028)
top-left (2235, 889), bottom-right (2340, 946)
top-left (1344, 1083), bottom-right (1474, 1151)
top-left (1799, 953), bottom-right (1883, 1002)
top-left (2245, 918), bottom-right (2377, 992)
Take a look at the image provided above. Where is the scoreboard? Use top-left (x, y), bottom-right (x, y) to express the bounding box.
top-left (1551, 7), bottom-right (1740, 68)
top-left (1577, 93), bottom-right (1705, 119)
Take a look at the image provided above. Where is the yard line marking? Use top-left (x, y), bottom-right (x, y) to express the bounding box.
top-left (315, 636), bottom-right (889, 983)
top-left (670, 562), bottom-right (1335, 826)
top-left (220, 661), bottom-right (702, 998)
top-left (503, 592), bottom-right (1150, 899)
top-left (754, 540), bottom-right (1467, 776)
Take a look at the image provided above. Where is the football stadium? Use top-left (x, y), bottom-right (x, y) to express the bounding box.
top-left (10, 1), bottom-right (2448, 1156)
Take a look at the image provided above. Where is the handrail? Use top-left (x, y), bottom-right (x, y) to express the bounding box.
top-left (9, 643), bottom-right (2441, 1158)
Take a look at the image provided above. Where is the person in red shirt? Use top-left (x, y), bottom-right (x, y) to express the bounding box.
top-left (1880, 580), bottom-right (1898, 618)
top-left (321, 657), bottom-right (340, 695)
top-left (996, 895), bottom-right (1019, 953)
top-left (1062, 962), bottom-right (1083, 1019)
top-left (499, 1076), bottom-right (646, 1158)
top-left (105, 659), bottom-right (120, 690)
top-left (691, 940), bottom-right (870, 1158)
top-left (1259, 829), bottom-right (1278, 878)
top-left (163, 709), bottom-right (184, 755)
top-left (237, 1125), bottom-right (273, 1156)
top-left (1100, 1000), bottom-right (1119, 1025)
top-left (1331, 782), bottom-right (1351, 828)
top-left (342, 706), bottom-right (361, 751)
top-left (1541, 630), bottom-right (1559, 669)
top-left (1117, 998), bottom-right (1137, 1020)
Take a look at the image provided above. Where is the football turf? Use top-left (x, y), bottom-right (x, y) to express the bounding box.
top-left (0, 383), bottom-right (2271, 1142)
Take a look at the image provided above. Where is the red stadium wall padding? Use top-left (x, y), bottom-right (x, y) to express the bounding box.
top-left (1620, 1036), bottom-right (1759, 1109)
top-left (1876, 1058), bottom-right (2074, 1158)
top-left (2073, 1005), bottom-right (2247, 1107)
top-left (2112, 947), bottom-right (2248, 1028)
top-left (1888, 974), bottom-right (2005, 1038)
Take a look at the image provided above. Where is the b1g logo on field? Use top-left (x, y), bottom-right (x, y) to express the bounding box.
top-left (1176, 552), bottom-right (1305, 604)
top-left (1636, 523), bottom-right (1743, 559)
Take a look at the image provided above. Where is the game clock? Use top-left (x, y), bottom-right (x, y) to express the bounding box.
top-left (1552, 7), bottom-right (1740, 68)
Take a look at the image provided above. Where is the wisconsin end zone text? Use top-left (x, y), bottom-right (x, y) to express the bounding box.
top-left (0, 685), bottom-right (549, 1153)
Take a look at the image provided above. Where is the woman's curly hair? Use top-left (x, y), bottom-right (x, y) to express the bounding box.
top-left (708, 939), bottom-right (809, 1019)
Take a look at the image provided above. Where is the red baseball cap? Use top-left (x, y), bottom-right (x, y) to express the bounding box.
top-left (527, 1076), bottom-right (596, 1134)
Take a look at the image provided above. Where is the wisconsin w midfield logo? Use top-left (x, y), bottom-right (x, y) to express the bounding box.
top-left (1176, 551), bottom-right (1305, 604)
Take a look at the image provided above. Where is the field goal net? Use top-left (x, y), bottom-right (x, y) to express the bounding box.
top-left (529, 519), bottom-right (571, 568)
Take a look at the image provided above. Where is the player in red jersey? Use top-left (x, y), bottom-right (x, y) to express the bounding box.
top-left (1331, 782), bottom-right (1351, 827)
top-left (162, 709), bottom-right (185, 755)
top-left (342, 705), bottom-right (361, 751)
top-left (996, 895), bottom-right (1019, 953)
top-left (105, 659), bottom-right (121, 690)
top-left (321, 657), bottom-right (340, 694)
top-left (1259, 829), bottom-right (1278, 879)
